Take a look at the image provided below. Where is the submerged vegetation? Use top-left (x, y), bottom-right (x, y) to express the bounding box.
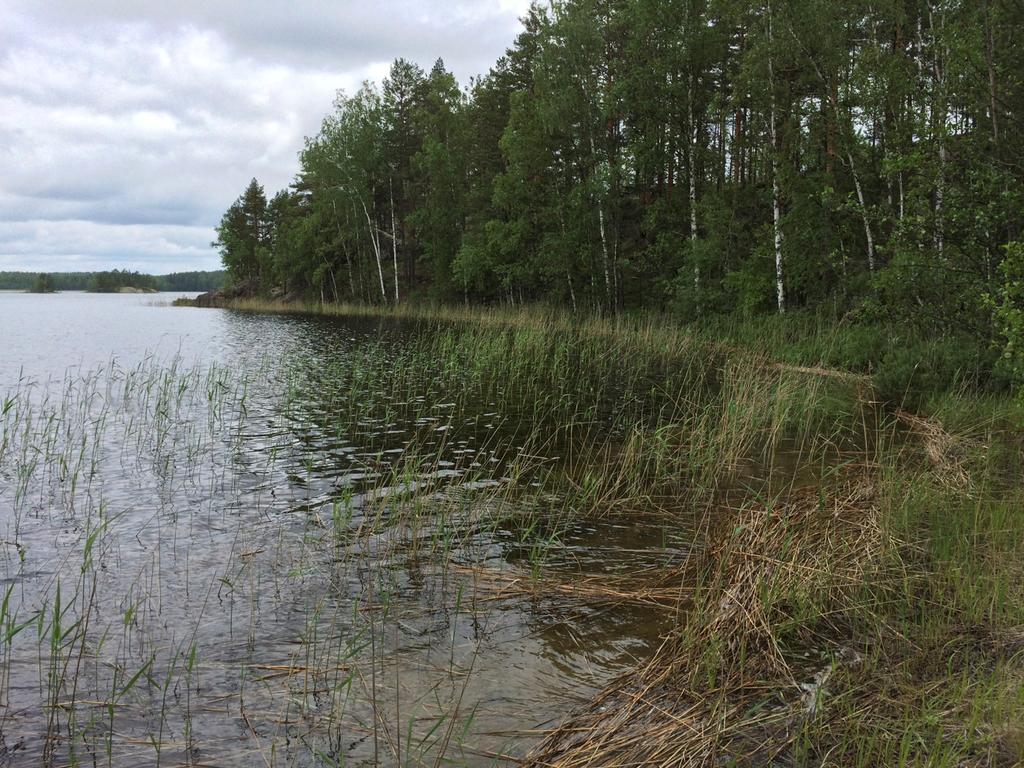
top-left (1, 305), bottom-right (1022, 764)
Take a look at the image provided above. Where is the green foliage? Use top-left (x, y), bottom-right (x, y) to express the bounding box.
top-left (87, 270), bottom-right (159, 293)
top-left (408, 60), bottom-right (467, 295)
top-left (214, 179), bottom-right (268, 292)
top-left (212, 0), bottom-right (1023, 383)
top-left (827, 325), bottom-right (887, 373)
top-left (873, 338), bottom-right (997, 410)
top-left (989, 242), bottom-right (1024, 402)
top-left (154, 271), bottom-right (226, 292)
top-left (1, 271), bottom-right (223, 292)
top-left (30, 273), bottom-right (55, 293)
top-left (698, 311), bottom-right (1007, 410)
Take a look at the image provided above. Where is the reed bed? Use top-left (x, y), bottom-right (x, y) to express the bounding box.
top-left (0, 303), bottom-right (1020, 765)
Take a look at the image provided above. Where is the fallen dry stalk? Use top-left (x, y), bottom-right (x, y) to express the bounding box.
top-left (524, 472), bottom-right (885, 767)
top-left (452, 565), bottom-right (693, 608)
top-left (895, 409), bottom-right (978, 489)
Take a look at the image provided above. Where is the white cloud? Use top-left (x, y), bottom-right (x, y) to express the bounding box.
top-left (0, 219), bottom-right (215, 272)
top-left (0, 1), bottom-right (530, 272)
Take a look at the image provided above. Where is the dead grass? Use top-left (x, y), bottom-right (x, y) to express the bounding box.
top-left (452, 565), bottom-right (693, 608)
top-left (522, 472), bottom-right (884, 767)
top-left (521, 444), bottom-right (1024, 767)
top-left (896, 408), bottom-right (981, 489)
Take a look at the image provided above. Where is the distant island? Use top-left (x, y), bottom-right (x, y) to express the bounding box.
top-left (86, 270), bottom-right (159, 293)
top-left (0, 269), bottom-right (226, 293)
top-left (28, 273), bottom-right (56, 293)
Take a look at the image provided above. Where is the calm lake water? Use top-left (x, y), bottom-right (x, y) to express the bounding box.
top-left (0, 291), bottom-right (354, 388)
top-left (0, 292), bottom-right (679, 766)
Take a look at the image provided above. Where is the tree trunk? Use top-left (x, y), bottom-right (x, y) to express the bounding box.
top-left (360, 196), bottom-right (387, 303)
top-left (688, 80), bottom-right (700, 297)
top-left (332, 199), bottom-right (356, 298)
top-left (929, 3), bottom-right (946, 261)
top-left (389, 177), bottom-right (400, 302)
top-left (847, 151), bottom-right (876, 273)
top-left (984, 0), bottom-right (998, 145)
top-left (898, 171), bottom-right (905, 221)
top-left (767, 0), bottom-right (785, 314)
top-left (589, 134), bottom-right (613, 311)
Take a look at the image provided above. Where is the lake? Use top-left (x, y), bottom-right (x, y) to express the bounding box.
top-left (0, 291), bottom-right (351, 388)
top-left (0, 292), bottom-right (686, 766)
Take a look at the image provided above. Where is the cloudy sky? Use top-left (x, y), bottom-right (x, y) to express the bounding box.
top-left (0, 1), bottom-right (531, 274)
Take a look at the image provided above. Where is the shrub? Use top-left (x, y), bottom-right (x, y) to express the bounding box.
top-left (831, 325), bottom-right (887, 372)
top-left (988, 242), bottom-right (1024, 404)
top-left (873, 337), bottom-right (998, 409)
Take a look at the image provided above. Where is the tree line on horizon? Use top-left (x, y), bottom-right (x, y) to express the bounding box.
top-left (0, 270), bottom-right (227, 293)
top-left (214, 0), bottom-right (1022, 369)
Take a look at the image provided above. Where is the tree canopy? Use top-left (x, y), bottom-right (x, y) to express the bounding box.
top-left (216, 0), bottom-right (1023, 349)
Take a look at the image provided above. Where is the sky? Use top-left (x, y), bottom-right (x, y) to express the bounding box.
top-left (0, 0), bottom-right (532, 274)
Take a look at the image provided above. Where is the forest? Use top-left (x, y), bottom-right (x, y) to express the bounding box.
top-left (215, 0), bottom-right (1023, 390)
top-left (0, 270), bottom-right (227, 292)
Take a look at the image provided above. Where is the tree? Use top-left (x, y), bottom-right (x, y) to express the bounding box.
top-left (409, 59), bottom-right (467, 296)
top-left (215, 178), bottom-right (269, 291)
top-left (30, 273), bottom-right (55, 293)
top-left (383, 58), bottom-right (427, 290)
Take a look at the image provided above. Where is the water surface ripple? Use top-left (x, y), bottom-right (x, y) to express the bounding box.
top-left (0, 293), bottom-right (679, 766)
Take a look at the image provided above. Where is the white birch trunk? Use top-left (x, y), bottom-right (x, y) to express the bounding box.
top-left (389, 177), bottom-right (399, 302)
top-left (688, 81), bottom-right (699, 294)
top-left (929, 2), bottom-right (946, 261)
top-left (589, 134), bottom-right (613, 309)
top-left (332, 199), bottom-right (356, 297)
top-left (360, 197), bottom-right (387, 303)
top-left (847, 151), bottom-right (876, 273)
top-left (985, 0), bottom-right (998, 144)
top-left (767, 0), bottom-right (785, 314)
top-left (772, 151), bottom-right (785, 314)
top-left (898, 171), bottom-right (904, 220)
top-left (935, 141), bottom-right (945, 258)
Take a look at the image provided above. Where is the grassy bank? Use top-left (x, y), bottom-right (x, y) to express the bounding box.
top-left (187, 296), bottom-right (1020, 419)
top-left (2, 299), bottom-right (1021, 764)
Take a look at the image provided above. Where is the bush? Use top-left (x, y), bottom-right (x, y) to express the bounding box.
top-left (988, 242), bottom-right (1024, 402)
top-left (873, 338), bottom-right (998, 409)
top-left (830, 325), bottom-right (888, 372)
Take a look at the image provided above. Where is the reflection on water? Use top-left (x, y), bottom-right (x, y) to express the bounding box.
top-left (0, 293), bottom-right (683, 765)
